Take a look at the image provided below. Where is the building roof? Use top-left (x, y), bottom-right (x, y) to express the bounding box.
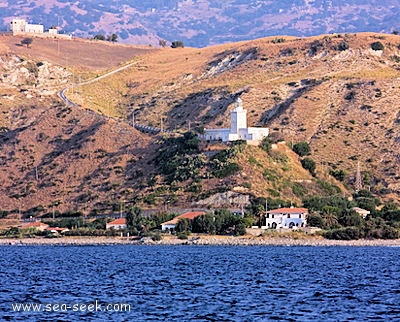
top-left (162, 212), bottom-right (206, 226)
top-left (108, 218), bottom-right (126, 225)
top-left (267, 207), bottom-right (308, 214)
top-left (351, 207), bottom-right (370, 213)
top-left (45, 227), bottom-right (69, 232)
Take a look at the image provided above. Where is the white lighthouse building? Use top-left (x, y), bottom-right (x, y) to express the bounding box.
top-left (203, 98), bottom-right (269, 144)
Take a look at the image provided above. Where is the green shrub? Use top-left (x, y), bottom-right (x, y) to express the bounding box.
top-left (171, 41), bottom-right (184, 48)
top-left (177, 232), bottom-right (189, 240)
top-left (324, 227), bottom-right (363, 240)
top-left (301, 158), bottom-right (316, 176)
top-left (371, 41), bottom-right (384, 51)
top-left (293, 142), bottom-right (311, 156)
top-left (235, 223), bottom-right (247, 236)
top-left (329, 169), bottom-right (347, 181)
top-left (292, 182), bottom-right (308, 197)
top-left (151, 232), bottom-right (162, 241)
top-left (272, 38), bottom-right (285, 44)
top-left (212, 162), bottom-right (241, 178)
top-left (337, 41), bottom-right (349, 51)
top-left (260, 137), bottom-right (272, 153)
top-left (307, 213), bottom-right (324, 228)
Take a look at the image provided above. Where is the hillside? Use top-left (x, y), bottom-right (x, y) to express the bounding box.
top-left (0, 33), bottom-right (399, 216)
top-left (2, 0), bottom-right (400, 47)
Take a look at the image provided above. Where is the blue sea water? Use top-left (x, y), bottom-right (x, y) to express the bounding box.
top-left (0, 245), bottom-right (399, 321)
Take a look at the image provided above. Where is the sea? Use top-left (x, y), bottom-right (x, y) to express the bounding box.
top-left (1, 245), bottom-right (399, 322)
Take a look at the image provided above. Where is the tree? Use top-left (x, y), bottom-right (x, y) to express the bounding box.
top-left (21, 38), bottom-right (33, 48)
top-left (307, 213), bottom-right (324, 228)
top-left (192, 213), bottom-right (216, 234)
top-left (94, 34), bottom-right (106, 41)
top-left (371, 41), bottom-right (384, 51)
top-left (337, 40), bottom-right (349, 51)
top-left (107, 33), bottom-right (118, 42)
top-left (338, 209), bottom-right (364, 228)
top-left (125, 206), bottom-right (143, 232)
top-left (171, 41), bottom-right (184, 48)
top-left (301, 157), bottom-right (316, 176)
top-left (329, 168), bottom-right (347, 181)
top-left (175, 218), bottom-right (191, 233)
top-left (321, 207), bottom-right (340, 229)
top-left (293, 142), bottom-right (311, 156)
top-left (159, 39), bottom-right (168, 47)
top-left (235, 222), bottom-right (247, 236)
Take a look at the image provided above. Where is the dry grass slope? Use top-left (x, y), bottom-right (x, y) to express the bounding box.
top-left (0, 33), bottom-right (399, 216)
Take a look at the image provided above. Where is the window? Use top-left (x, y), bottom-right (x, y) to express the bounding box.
top-left (266, 214), bottom-right (269, 218)
top-left (299, 214), bottom-right (302, 218)
top-left (287, 214), bottom-right (290, 218)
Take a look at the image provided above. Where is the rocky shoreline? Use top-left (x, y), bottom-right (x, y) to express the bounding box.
top-left (1, 235), bottom-right (400, 247)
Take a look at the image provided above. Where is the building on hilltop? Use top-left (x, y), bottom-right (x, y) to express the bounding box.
top-left (11, 18), bottom-right (44, 34)
top-left (202, 97), bottom-right (269, 145)
top-left (10, 18), bottom-right (72, 40)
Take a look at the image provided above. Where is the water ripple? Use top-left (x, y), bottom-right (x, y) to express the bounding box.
top-left (1, 245), bottom-right (399, 321)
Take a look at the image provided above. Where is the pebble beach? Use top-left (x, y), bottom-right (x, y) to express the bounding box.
top-left (1, 235), bottom-right (400, 246)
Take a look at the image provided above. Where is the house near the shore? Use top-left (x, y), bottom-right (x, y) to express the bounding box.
top-left (262, 207), bottom-right (308, 229)
top-left (19, 222), bottom-right (49, 231)
top-left (106, 218), bottom-right (127, 230)
top-left (351, 207), bottom-right (371, 219)
top-left (202, 97), bottom-right (269, 145)
top-left (45, 227), bottom-right (69, 234)
top-left (161, 211), bottom-right (206, 231)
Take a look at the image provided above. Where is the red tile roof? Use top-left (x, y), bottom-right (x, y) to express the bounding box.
top-left (108, 218), bottom-right (126, 225)
top-left (162, 212), bottom-right (206, 226)
top-left (177, 212), bottom-right (206, 220)
top-left (268, 207), bottom-right (308, 214)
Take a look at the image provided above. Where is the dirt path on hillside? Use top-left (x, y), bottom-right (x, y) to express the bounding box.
top-left (58, 60), bottom-right (140, 107)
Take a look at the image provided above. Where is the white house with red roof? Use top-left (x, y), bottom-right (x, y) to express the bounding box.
top-left (161, 211), bottom-right (206, 231)
top-left (263, 207), bottom-right (308, 229)
top-left (106, 218), bottom-right (127, 230)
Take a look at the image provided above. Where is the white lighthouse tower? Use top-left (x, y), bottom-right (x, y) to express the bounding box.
top-left (230, 98), bottom-right (247, 136)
